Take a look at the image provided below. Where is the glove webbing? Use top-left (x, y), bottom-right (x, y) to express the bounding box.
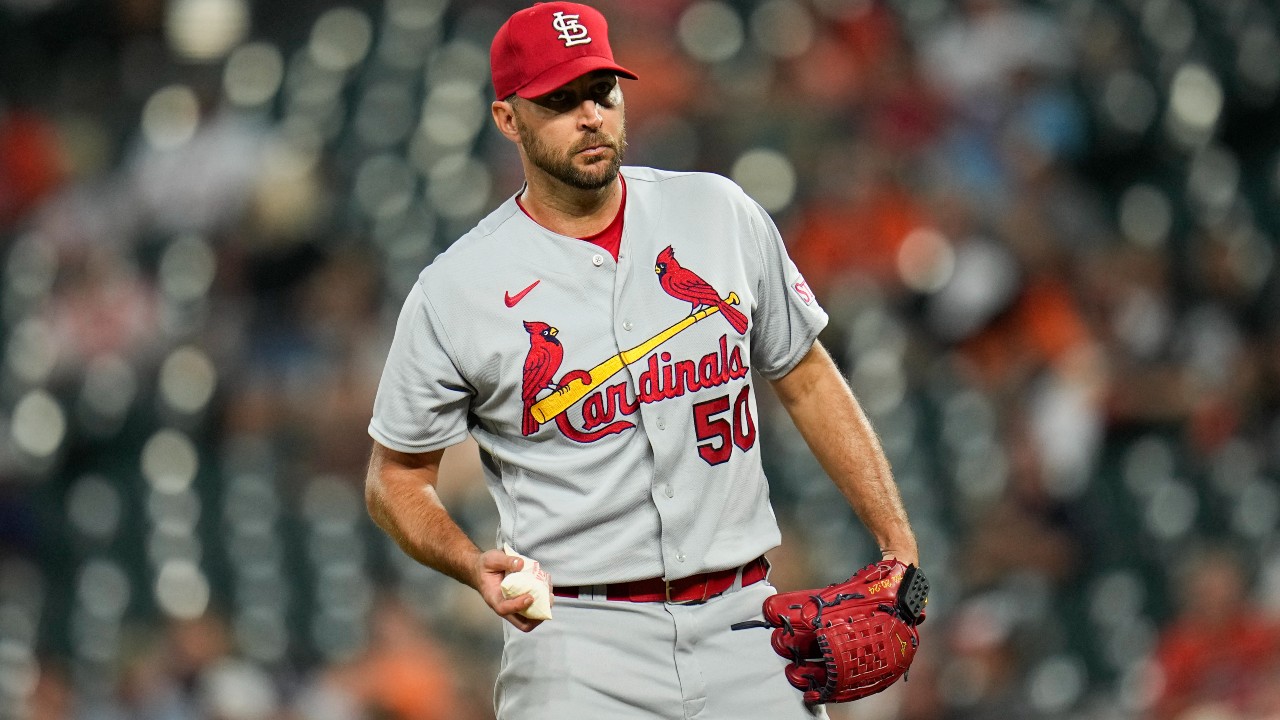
top-left (896, 565), bottom-right (930, 626)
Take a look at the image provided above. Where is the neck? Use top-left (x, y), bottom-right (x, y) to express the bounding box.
top-left (519, 169), bottom-right (622, 238)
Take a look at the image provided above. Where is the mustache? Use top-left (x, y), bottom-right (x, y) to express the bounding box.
top-left (571, 132), bottom-right (623, 154)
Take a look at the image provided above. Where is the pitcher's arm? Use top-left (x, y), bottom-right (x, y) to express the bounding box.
top-left (365, 441), bottom-right (542, 632)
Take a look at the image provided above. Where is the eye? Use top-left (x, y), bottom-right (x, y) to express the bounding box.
top-left (533, 89), bottom-right (581, 112)
top-left (592, 82), bottom-right (617, 104)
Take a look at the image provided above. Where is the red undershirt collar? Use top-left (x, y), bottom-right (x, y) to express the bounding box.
top-left (516, 175), bottom-right (626, 262)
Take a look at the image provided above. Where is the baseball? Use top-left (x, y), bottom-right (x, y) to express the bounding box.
top-left (500, 544), bottom-right (553, 620)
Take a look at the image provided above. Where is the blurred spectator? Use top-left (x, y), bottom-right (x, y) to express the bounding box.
top-left (937, 599), bottom-right (1033, 720)
top-left (0, 108), bottom-right (65, 226)
top-left (957, 415), bottom-right (1085, 592)
top-left (78, 617), bottom-right (221, 720)
top-left (316, 597), bottom-right (462, 720)
top-left (789, 144), bottom-right (933, 294)
top-left (1147, 546), bottom-right (1280, 720)
top-left (30, 661), bottom-right (72, 720)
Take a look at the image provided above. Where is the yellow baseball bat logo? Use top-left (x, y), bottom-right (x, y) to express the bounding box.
top-left (530, 292), bottom-right (740, 424)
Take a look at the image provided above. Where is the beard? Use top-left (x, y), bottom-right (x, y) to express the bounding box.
top-left (514, 115), bottom-right (627, 191)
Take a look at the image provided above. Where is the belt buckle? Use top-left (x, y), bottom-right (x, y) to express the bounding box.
top-left (665, 578), bottom-right (707, 605)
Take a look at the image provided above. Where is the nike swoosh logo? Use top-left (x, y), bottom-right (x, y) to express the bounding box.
top-left (504, 280), bottom-right (540, 308)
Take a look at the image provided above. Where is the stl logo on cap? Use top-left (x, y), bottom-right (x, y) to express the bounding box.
top-left (490, 2), bottom-right (637, 100)
top-left (552, 11), bottom-right (592, 47)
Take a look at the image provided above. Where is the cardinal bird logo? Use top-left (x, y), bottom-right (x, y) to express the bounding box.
top-left (654, 246), bottom-right (749, 335)
top-left (520, 321), bottom-right (564, 436)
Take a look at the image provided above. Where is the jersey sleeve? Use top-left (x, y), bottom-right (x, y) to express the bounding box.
top-left (746, 199), bottom-right (829, 379)
top-left (368, 283), bottom-right (473, 453)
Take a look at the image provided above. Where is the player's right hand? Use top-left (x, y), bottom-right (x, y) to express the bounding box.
top-left (475, 549), bottom-right (544, 632)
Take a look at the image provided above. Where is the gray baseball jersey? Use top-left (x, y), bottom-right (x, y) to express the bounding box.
top-left (369, 166), bottom-right (828, 586)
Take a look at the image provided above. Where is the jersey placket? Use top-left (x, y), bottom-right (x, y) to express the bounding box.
top-left (610, 233), bottom-right (692, 583)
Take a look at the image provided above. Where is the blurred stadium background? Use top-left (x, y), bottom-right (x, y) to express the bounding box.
top-left (2, 0), bottom-right (1280, 717)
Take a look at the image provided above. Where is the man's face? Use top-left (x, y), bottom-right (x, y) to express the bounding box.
top-left (510, 71), bottom-right (626, 191)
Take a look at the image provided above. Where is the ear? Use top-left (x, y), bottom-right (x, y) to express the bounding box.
top-left (491, 100), bottom-right (522, 144)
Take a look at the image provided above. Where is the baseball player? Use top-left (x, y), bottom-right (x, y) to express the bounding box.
top-left (365, 3), bottom-right (919, 718)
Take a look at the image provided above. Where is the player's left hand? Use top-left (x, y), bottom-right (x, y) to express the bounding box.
top-left (475, 549), bottom-right (545, 632)
top-left (735, 559), bottom-right (929, 704)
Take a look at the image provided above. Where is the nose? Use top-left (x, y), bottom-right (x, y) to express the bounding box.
top-left (577, 100), bottom-right (603, 131)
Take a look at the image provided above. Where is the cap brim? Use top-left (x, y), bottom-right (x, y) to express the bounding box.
top-left (514, 55), bottom-right (638, 99)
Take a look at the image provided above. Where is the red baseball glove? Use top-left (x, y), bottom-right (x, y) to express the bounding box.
top-left (734, 560), bottom-right (929, 704)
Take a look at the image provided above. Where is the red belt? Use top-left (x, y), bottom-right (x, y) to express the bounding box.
top-left (552, 556), bottom-right (769, 604)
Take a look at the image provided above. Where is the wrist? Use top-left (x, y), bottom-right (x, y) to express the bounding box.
top-left (466, 549), bottom-right (490, 591)
top-left (881, 546), bottom-right (919, 568)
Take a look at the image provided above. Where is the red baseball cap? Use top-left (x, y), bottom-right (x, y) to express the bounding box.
top-left (490, 2), bottom-right (638, 100)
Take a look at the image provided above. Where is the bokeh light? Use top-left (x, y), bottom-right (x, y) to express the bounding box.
top-left (1237, 25), bottom-right (1280, 101)
top-left (354, 82), bottom-right (417, 148)
top-left (354, 154), bottom-right (417, 220)
top-left (159, 235), bottom-right (217, 302)
top-left (223, 42), bottom-right (285, 107)
top-left (896, 227), bottom-right (956, 293)
top-left (420, 81), bottom-right (486, 148)
top-left (749, 0), bottom-right (815, 59)
top-left (2, 234), bottom-right (57, 310)
top-left (678, 2), bottom-right (745, 63)
top-left (66, 475), bottom-right (123, 541)
top-left (76, 560), bottom-right (132, 619)
top-left (4, 319), bottom-right (57, 386)
top-left (1166, 62), bottom-right (1223, 147)
top-left (730, 148), bottom-right (796, 213)
top-left (142, 85), bottom-right (201, 150)
top-left (426, 154), bottom-right (491, 220)
top-left (308, 7), bottom-right (373, 72)
top-left (1102, 70), bottom-right (1159, 137)
top-left (11, 390), bottom-right (66, 459)
top-left (77, 355), bottom-right (138, 431)
top-left (426, 40), bottom-right (490, 87)
top-left (1140, 0), bottom-right (1195, 57)
top-left (1027, 655), bottom-right (1086, 715)
top-left (154, 560), bottom-right (211, 620)
top-left (141, 429), bottom-right (199, 494)
top-left (1118, 184), bottom-right (1173, 247)
top-left (1185, 144), bottom-right (1239, 218)
top-left (165, 0), bottom-right (250, 62)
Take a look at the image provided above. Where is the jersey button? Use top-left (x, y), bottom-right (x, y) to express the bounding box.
top-left (591, 253), bottom-right (604, 266)
top-left (676, 552), bottom-right (686, 563)
top-left (664, 484), bottom-right (674, 498)
top-left (623, 321), bottom-right (633, 331)
top-left (657, 419), bottom-right (666, 430)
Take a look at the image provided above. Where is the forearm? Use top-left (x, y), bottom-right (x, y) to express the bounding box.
top-left (366, 442), bottom-right (544, 632)
top-left (771, 343), bottom-right (918, 565)
top-left (365, 444), bottom-right (483, 590)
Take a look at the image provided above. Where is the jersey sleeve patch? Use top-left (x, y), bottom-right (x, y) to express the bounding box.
top-left (792, 276), bottom-right (815, 306)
